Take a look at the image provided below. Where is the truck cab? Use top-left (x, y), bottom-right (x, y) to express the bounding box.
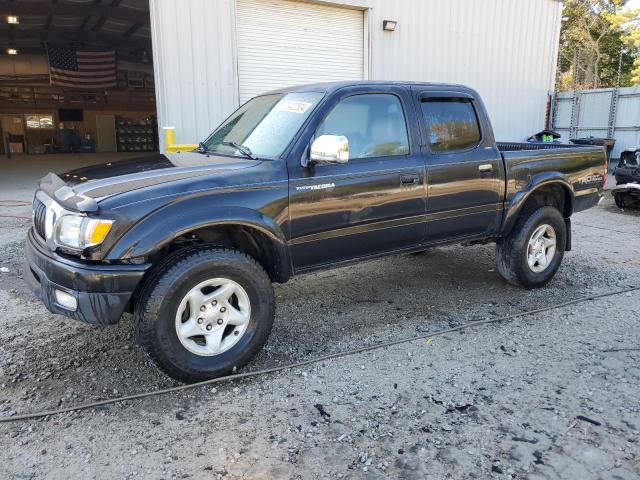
top-left (287, 83), bottom-right (506, 267)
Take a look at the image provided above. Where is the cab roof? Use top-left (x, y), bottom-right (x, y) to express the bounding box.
top-left (264, 80), bottom-right (476, 96)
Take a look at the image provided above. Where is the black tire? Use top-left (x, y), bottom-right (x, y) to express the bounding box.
top-left (496, 206), bottom-right (566, 289)
top-left (614, 192), bottom-right (626, 209)
top-left (135, 247), bottom-right (275, 383)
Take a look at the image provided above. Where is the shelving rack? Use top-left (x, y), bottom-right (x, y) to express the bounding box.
top-left (116, 115), bottom-right (158, 152)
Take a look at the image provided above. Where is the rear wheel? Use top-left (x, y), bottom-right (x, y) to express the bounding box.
top-left (496, 207), bottom-right (566, 288)
top-left (135, 247), bottom-right (275, 383)
top-left (614, 192), bottom-right (626, 209)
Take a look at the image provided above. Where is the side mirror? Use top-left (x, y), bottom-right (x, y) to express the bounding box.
top-left (309, 135), bottom-right (349, 165)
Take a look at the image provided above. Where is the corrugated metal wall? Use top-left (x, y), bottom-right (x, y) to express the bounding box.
top-left (150, 0), bottom-right (562, 151)
top-left (364, 0), bottom-right (562, 145)
top-left (149, 0), bottom-right (238, 150)
top-left (552, 87), bottom-right (640, 159)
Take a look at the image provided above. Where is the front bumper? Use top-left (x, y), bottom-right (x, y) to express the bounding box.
top-left (24, 228), bottom-right (150, 325)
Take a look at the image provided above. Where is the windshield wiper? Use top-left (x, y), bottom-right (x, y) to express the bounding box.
top-left (196, 142), bottom-right (209, 154)
top-left (221, 141), bottom-right (257, 160)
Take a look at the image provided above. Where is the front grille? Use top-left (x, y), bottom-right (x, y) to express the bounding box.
top-left (33, 199), bottom-right (47, 239)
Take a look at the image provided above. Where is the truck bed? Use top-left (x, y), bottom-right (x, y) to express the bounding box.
top-left (497, 142), bottom-right (596, 152)
top-left (498, 142), bottom-right (607, 213)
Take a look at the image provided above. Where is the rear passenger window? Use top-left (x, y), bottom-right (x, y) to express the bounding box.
top-left (421, 98), bottom-right (481, 152)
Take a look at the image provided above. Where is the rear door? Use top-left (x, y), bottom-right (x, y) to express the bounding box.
top-left (288, 86), bottom-right (426, 269)
top-left (412, 88), bottom-right (504, 242)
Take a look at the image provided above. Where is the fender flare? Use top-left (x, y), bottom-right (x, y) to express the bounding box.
top-left (501, 172), bottom-right (574, 236)
top-left (105, 201), bottom-right (292, 281)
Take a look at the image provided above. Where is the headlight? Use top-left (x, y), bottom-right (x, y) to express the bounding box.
top-left (55, 215), bottom-right (113, 249)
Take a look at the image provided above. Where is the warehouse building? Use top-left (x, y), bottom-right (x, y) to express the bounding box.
top-left (0, 0), bottom-right (562, 159)
top-left (151, 0), bottom-right (563, 151)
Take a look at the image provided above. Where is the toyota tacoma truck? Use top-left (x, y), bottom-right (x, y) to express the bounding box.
top-left (25, 81), bottom-right (607, 382)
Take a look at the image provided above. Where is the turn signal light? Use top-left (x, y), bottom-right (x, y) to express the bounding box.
top-left (87, 220), bottom-right (113, 245)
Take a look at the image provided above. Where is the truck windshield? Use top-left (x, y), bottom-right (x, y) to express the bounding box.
top-left (201, 92), bottom-right (324, 158)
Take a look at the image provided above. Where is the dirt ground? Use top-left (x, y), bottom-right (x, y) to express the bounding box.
top-left (0, 191), bottom-right (638, 479)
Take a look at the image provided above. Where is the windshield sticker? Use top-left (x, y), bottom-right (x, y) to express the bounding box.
top-left (277, 100), bottom-right (313, 114)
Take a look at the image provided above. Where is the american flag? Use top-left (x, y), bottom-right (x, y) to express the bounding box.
top-left (47, 45), bottom-right (117, 89)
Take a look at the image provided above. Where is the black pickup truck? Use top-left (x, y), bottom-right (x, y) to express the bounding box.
top-left (25, 81), bottom-right (607, 381)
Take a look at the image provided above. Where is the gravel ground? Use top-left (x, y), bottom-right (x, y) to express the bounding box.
top-left (0, 194), bottom-right (638, 479)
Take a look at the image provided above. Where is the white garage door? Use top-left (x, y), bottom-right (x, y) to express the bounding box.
top-left (236, 0), bottom-right (365, 104)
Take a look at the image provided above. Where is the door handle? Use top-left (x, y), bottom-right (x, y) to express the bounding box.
top-left (400, 174), bottom-right (419, 185)
top-left (478, 164), bottom-right (493, 174)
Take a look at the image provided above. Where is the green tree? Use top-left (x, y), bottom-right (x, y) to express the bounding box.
top-left (559, 0), bottom-right (639, 89)
top-left (607, 6), bottom-right (640, 83)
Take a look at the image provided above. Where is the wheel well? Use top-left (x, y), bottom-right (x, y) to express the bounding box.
top-left (520, 184), bottom-right (572, 220)
top-left (157, 224), bottom-right (285, 282)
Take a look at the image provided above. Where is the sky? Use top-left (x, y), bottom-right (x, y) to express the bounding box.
top-left (626, 0), bottom-right (640, 10)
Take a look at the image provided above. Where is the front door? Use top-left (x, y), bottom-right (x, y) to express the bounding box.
top-left (288, 87), bottom-right (427, 270)
top-left (96, 114), bottom-right (117, 152)
top-left (412, 89), bottom-right (504, 242)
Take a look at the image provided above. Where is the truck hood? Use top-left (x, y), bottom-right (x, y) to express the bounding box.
top-left (57, 152), bottom-right (262, 200)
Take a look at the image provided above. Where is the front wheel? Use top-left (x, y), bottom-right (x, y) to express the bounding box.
top-left (496, 207), bottom-right (566, 288)
top-left (135, 247), bottom-right (275, 383)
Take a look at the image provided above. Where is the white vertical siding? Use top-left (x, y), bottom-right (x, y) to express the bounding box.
top-left (361, 0), bottom-right (563, 142)
top-left (150, 0), bottom-right (563, 150)
top-left (149, 0), bottom-right (238, 150)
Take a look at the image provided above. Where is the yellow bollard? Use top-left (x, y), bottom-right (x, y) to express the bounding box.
top-left (163, 126), bottom-right (176, 147)
top-left (163, 126), bottom-right (198, 153)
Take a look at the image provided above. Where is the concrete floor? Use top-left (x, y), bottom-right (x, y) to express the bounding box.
top-left (0, 185), bottom-right (638, 479)
top-left (0, 151), bottom-right (638, 478)
top-left (0, 153), bottom-right (142, 218)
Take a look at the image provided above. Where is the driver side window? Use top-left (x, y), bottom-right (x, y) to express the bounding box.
top-left (316, 94), bottom-right (410, 160)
